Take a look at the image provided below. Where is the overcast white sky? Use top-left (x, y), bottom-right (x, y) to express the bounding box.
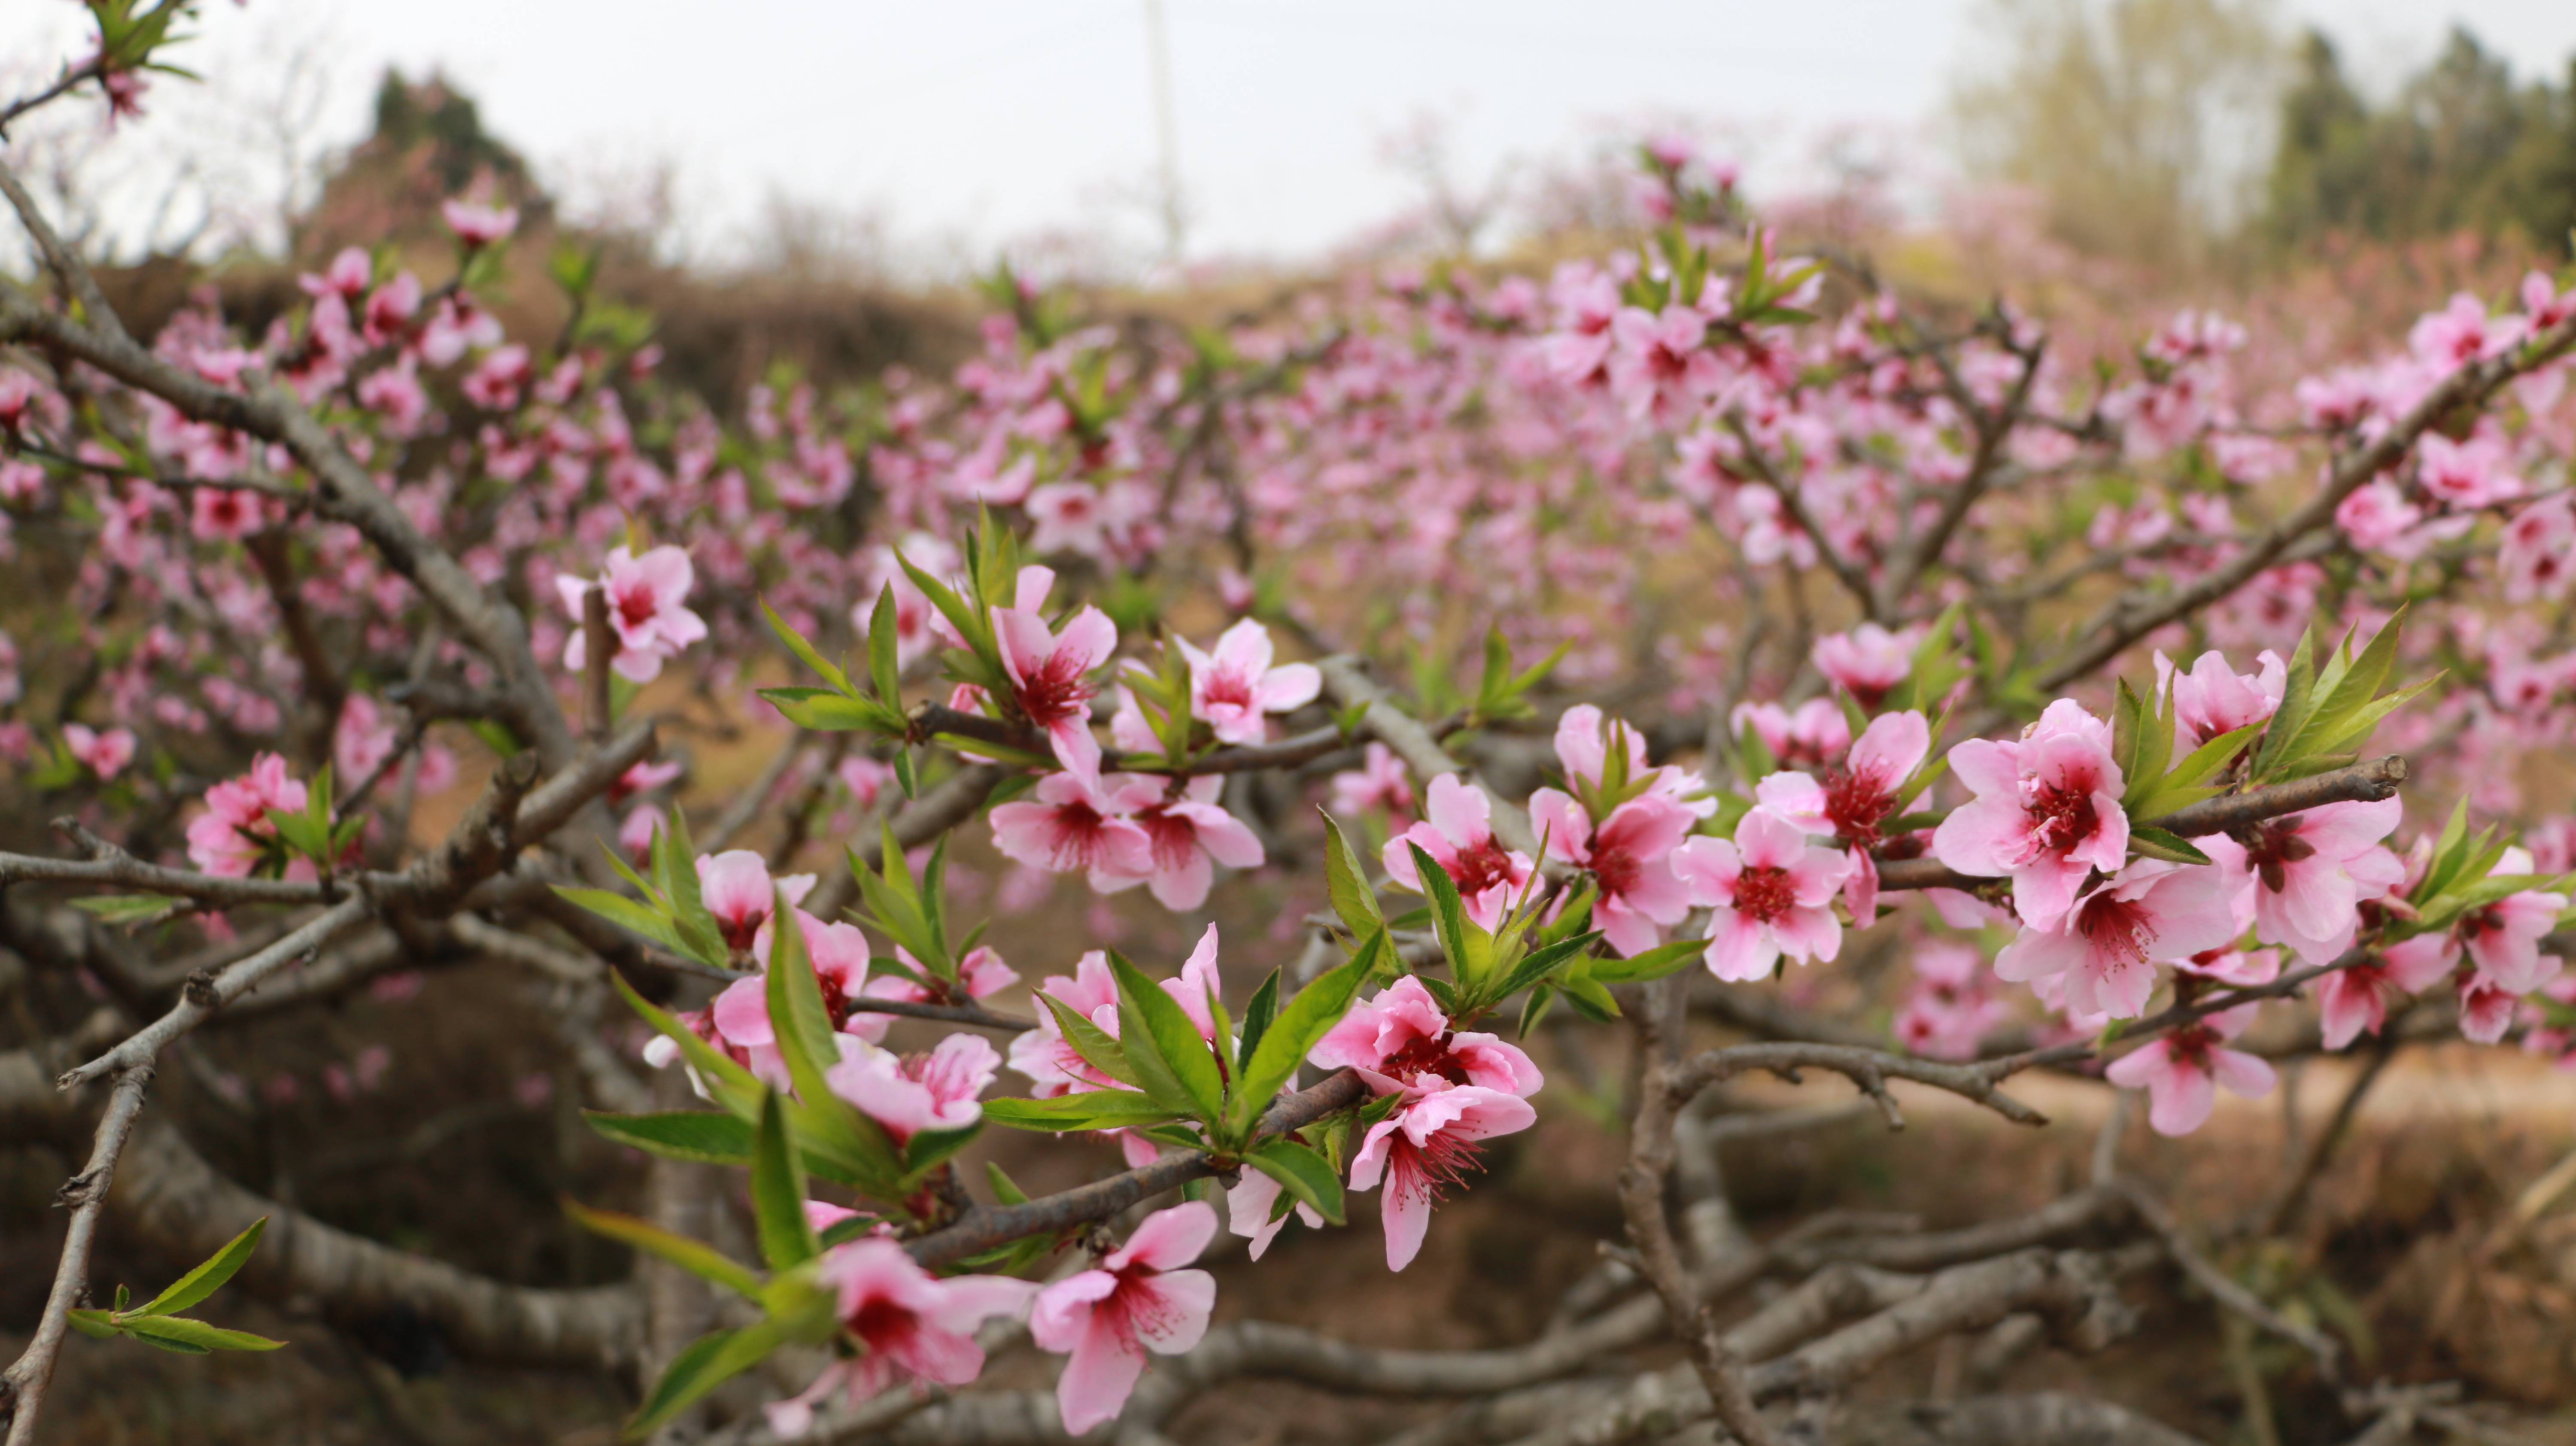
top-left (4, 1), bottom-right (2572, 270)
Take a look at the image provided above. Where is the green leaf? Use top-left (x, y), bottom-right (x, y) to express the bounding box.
top-left (1585, 936), bottom-right (1710, 984)
top-left (1109, 951), bottom-right (1226, 1123)
top-left (982, 1091), bottom-right (1183, 1132)
top-left (867, 585), bottom-right (903, 706)
top-left (761, 597), bottom-right (855, 696)
top-left (624, 1320), bottom-right (795, 1439)
top-left (2128, 721), bottom-right (2265, 821)
top-left (759, 687), bottom-right (902, 733)
top-left (1320, 809), bottom-right (1385, 941)
top-left (553, 886), bottom-right (688, 955)
top-left (1245, 1138), bottom-right (1347, 1226)
top-left (564, 1200), bottom-right (763, 1299)
top-left (2252, 627), bottom-right (2320, 780)
top-left (1037, 993), bottom-right (1142, 1089)
top-left (70, 894), bottom-right (182, 927)
top-left (137, 1216), bottom-right (265, 1318)
top-left (897, 551), bottom-right (991, 662)
top-left (652, 814), bottom-right (729, 965)
top-left (748, 1090), bottom-right (820, 1272)
top-left (610, 971), bottom-right (764, 1119)
top-left (581, 1111), bottom-right (754, 1166)
top-left (66, 1308), bottom-right (118, 1340)
top-left (986, 1161), bottom-right (1031, 1205)
top-left (764, 901), bottom-right (844, 1106)
top-left (1222, 933), bottom-right (1378, 1141)
top-left (119, 1316), bottom-right (287, 1352)
top-left (2127, 825), bottom-right (2215, 866)
top-left (1485, 931), bottom-right (1602, 1006)
top-left (902, 1119), bottom-right (984, 1176)
top-left (1235, 968), bottom-right (1282, 1077)
top-left (1406, 840), bottom-right (1492, 984)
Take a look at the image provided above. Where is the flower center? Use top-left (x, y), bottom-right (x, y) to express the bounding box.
top-left (2022, 781), bottom-right (2097, 854)
top-left (612, 579), bottom-right (659, 630)
top-left (2240, 820), bottom-right (2316, 893)
top-left (849, 1296), bottom-right (918, 1355)
top-left (1732, 865), bottom-right (1798, 922)
top-left (2074, 893), bottom-right (2156, 969)
top-left (1447, 838), bottom-right (1520, 898)
top-left (1823, 769), bottom-right (1893, 846)
top-left (1379, 1032), bottom-right (1473, 1086)
top-left (1200, 668), bottom-right (1256, 712)
top-left (1015, 651), bottom-right (1096, 727)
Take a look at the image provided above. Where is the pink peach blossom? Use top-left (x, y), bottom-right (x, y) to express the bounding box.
top-left (1382, 774), bottom-right (1537, 932)
top-left (2103, 1004), bottom-right (2275, 1136)
top-left (63, 723), bottom-right (136, 781)
top-left (1932, 699), bottom-right (2129, 931)
top-left (989, 771), bottom-right (1159, 891)
top-left (992, 565), bottom-right (1117, 782)
top-left (1308, 975), bottom-right (1542, 1097)
top-left (1811, 623), bottom-right (1920, 708)
top-left (1671, 808), bottom-right (1853, 982)
top-left (1030, 1202), bottom-right (1219, 1434)
top-left (1329, 741), bottom-right (1416, 817)
top-left (761, 1241), bottom-right (1034, 1437)
top-left (825, 1032), bottom-right (999, 1142)
top-left (1178, 619), bottom-right (1319, 746)
top-left (1348, 1080), bottom-right (1537, 1270)
top-left (1993, 863), bottom-right (2237, 1019)
top-left (557, 545), bottom-right (707, 684)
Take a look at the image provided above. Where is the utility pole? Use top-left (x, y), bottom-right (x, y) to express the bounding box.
top-left (1142, 0), bottom-right (1185, 266)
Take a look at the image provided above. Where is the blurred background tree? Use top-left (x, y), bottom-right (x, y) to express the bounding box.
top-left (1949, 0), bottom-right (2286, 273)
top-left (1950, 0), bottom-right (2576, 276)
top-left (2264, 27), bottom-right (2576, 260)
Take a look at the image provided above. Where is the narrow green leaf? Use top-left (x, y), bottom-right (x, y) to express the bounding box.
top-left (759, 687), bottom-right (903, 733)
top-left (609, 971), bottom-right (763, 1119)
top-left (137, 1216), bottom-right (266, 1318)
top-left (2253, 627), bottom-right (2320, 779)
top-left (987, 1160), bottom-right (1031, 1205)
top-left (982, 1091), bottom-right (1182, 1132)
top-left (1037, 993), bottom-right (1142, 1088)
top-left (70, 894), bottom-right (182, 927)
top-left (761, 597), bottom-right (855, 696)
top-left (120, 1316), bottom-right (286, 1352)
top-left (2128, 825), bottom-right (2215, 866)
top-left (1223, 933), bottom-right (1378, 1140)
top-left (1320, 809), bottom-right (1385, 940)
top-left (1236, 968), bottom-right (1282, 1076)
top-left (552, 887), bottom-right (687, 955)
top-left (1486, 930), bottom-right (1602, 1006)
top-left (1406, 840), bottom-right (1488, 983)
top-left (764, 900), bottom-right (843, 1106)
top-left (66, 1308), bottom-right (117, 1340)
top-left (581, 1110), bottom-right (755, 1166)
top-left (867, 585), bottom-right (902, 705)
top-left (749, 1090), bottom-right (820, 1271)
top-left (624, 1320), bottom-right (794, 1439)
top-left (1584, 935), bottom-right (1712, 984)
top-left (565, 1200), bottom-right (763, 1299)
top-left (1246, 1138), bottom-right (1347, 1226)
top-left (1109, 951), bottom-right (1226, 1123)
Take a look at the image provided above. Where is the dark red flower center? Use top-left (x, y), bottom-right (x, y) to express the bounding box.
top-left (1380, 1031), bottom-right (1473, 1086)
top-left (1014, 651), bottom-right (1096, 727)
top-left (849, 1296), bottom-right (919, 1355)
top-left (2073, 893), bottom-right (2156, 970)
top-left (1823, 769), bottom-right (1895, 847)
top-left (1446, 838), bottom-right (1520, 898)
top-left (2241, 819), bottom-right (2316, 893)
top-left (2026, 784), bottom-right (2099, 854)
top-left (1732, 864), bottom-right (1797, 922)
